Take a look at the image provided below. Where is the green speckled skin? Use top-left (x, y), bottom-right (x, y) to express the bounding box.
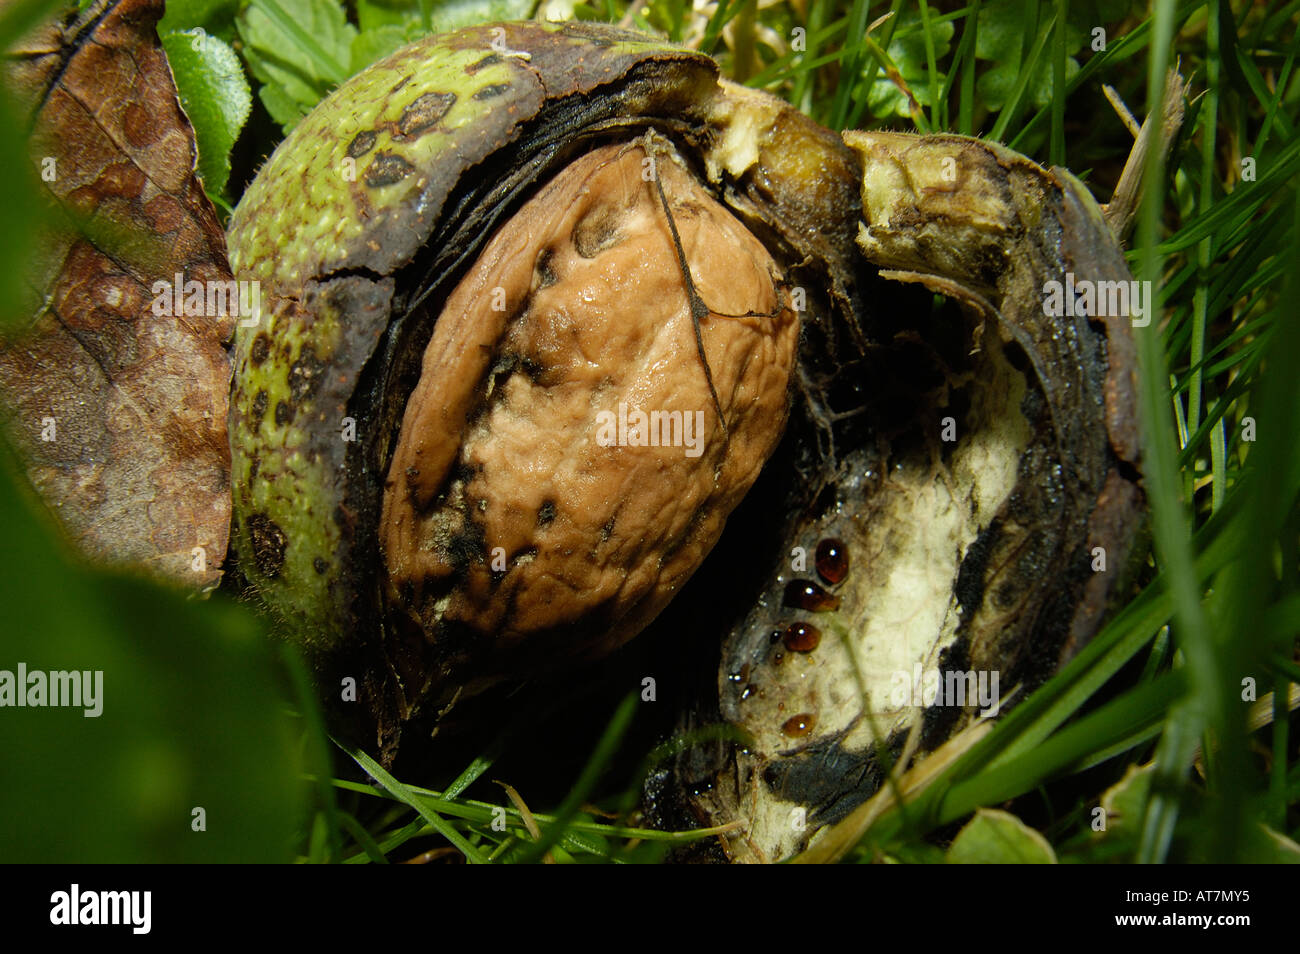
top-left (227, 21), bottom-right (720, 652)
top-left (229, 22), bottom-right (716, 290)
top-left (229, 277), bottom-right (391, 650)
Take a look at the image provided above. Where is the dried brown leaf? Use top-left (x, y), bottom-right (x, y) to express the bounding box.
top-left (0, 0), bottom-right (232, 589)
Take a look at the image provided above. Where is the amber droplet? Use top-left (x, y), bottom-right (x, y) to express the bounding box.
top-left (783, 579), bottom-right (840, 612)
top-left (781, 622), bottom-right (822, 653)
top-left (816, 538), bottom-right (849, 585)
top-left (781, 713), bottom-right (816, 738)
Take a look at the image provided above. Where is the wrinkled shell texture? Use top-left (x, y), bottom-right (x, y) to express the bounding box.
top-left (383, 143), bottom-right (795, 662)
top-left (226, 21), bottom-right (725, 652)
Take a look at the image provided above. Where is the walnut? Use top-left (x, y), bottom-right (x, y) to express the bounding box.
top-left (381, 142), bottom-right (797, 696)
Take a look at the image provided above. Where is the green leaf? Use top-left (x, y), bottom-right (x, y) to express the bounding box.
top-left (351, 25), bottom-right (411, 74)
top-left (257, 81), bottom-right (310, 133)
top-left (975, 0), bottom-right (1077, 112)
top-left (237, 0), bottom-right (357, 130)
top-left (422, 0), bottom-right (537, 33)
top-left (355, 0), bottom-right (416, 31)
top-left (1097, 762), bottom-right (1153, 842)
top-left (863, 9), bottom-right (954, 120)
top-left (975, 58), bottom-right (1018, 112)
top-left (356, 0), bottom-right (535, 35)
top-left (974, 0), bottom-right (1026, 63)
top-left (161, 31), bottom-right (252, 197)
top-left (946, 808), bottom-right (1057, 863)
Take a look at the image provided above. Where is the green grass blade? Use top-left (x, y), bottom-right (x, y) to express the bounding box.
top-left (249, 0), bottom-right (348, 85)
top-left (989, 10), bottom-right (1055, 142)
top-left (510, 693), bottom-right (639, 863)
top-left (1049, 0), bottom-right (1068, 166)
top-left (338, 740), bottom-right (490, 864)
top-left (937, 673), bottom-right (1185, 824)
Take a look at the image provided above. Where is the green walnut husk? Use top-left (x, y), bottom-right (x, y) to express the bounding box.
top-left (226, 19), bottom-right (1145, 855)
top-left (226, 20), bottom-right (864, 758)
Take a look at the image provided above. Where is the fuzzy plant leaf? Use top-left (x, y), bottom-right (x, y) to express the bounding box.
top-left (237, 0), bottom-right (357, 131)
top-left (350, 24), bottom-right (413, 73)
top-left (161, 29), bottom-right (252, 197)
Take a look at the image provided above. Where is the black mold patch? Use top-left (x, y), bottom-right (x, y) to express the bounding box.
top-left (466, 53), bottom-right (502, 73)
top-left (446, 528), bottom-right (483, 575)
top-left (919, 636), bottom-right (972, 749)
top-left (365, 152), bottom-right (415, 188)
top-left (573, 207), bottom-right (622, 258)
top-left (520, 356), bottom-right (545, 382)
top-left (399, 91), bottom-right (456, 137)
top-left (955, 518), bottom-right (1000, 616)
top-left (535, 247), bottom-right (558, 288)
top-left (250, 334), bottom-right (270, 367)
top-left (347, 130), bottom-right (377, 159)
top-left (275, 401), bottom-right (292, 426)
top-left (247, 513), bottom-right (288, 579)
top-left (537, 500), bottom-right (556, 527)
top-left (289, 345), bottom-right (326, 404)
top-left (250, 390), bottom-right (268, 428)
top-left (473, 83), bottom-right (512, 101)
top-left (761, 733), bottom-right (894, 828)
